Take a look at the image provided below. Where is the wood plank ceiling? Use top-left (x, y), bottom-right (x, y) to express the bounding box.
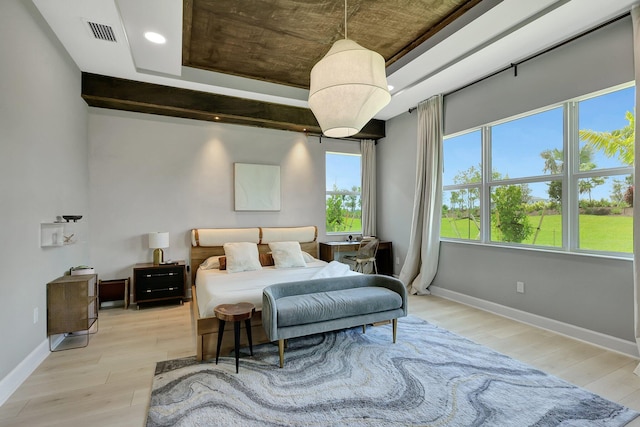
top-left (183, 0), bottom-right (481, 89)
top-left (83, 0), bottom-right (481, 139)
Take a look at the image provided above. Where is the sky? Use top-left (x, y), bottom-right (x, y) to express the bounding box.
top-left (326, 152), bottom-right (361, 191)
top-left (443, 85), bottom-right (635, 201)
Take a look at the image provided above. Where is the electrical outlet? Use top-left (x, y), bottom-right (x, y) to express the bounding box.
top-left (516, 281), bottom-right (525, 294)
top-left (33, 307), bottom-right (38, 324)
top-left (396, 256), bottom-right (400, 265)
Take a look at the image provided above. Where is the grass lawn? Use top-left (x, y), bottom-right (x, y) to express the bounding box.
top-left (327, 217), bottom-right (362, 233)
top-left (441, 214), bottom-right (632, 253)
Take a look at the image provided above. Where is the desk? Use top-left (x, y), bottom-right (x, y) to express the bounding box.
top-left (319, 241), bottom-right (393, 276)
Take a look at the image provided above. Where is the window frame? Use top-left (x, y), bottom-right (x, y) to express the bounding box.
top-left (325, 151), bottom-right (362, 236)
top-left (441, 83), bottom-right (634, 258)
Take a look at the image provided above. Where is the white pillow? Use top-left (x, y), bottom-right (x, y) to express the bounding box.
top-left (301, 251), bottom-right (316, 263)
top-left (223, 242), bottom-right (262, 273)
top-left (199, 255), bottom-right (222, 270)
top-left (268, 241), bottom-right (306, 268)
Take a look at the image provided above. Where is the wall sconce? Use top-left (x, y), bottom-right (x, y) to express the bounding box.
top-left (148, 232), bottom-right (169, 265)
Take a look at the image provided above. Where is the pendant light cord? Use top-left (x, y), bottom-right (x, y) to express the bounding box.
top-left (344, 0), bottom-right (347, 39)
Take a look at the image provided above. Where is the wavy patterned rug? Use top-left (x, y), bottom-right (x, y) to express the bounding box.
top-left (147, 316), bottom-right (639, 426)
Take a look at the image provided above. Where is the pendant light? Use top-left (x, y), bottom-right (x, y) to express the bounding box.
top-left (308, 0), bottom-right (391, 138)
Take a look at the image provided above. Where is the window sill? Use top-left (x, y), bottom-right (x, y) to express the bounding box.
top-left (439, 238), bottom-right (633, 262)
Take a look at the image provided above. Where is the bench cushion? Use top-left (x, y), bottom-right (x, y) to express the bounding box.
top-left (276, 287), bottom-right (403, 327)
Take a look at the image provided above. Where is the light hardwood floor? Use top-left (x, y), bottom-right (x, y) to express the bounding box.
top-left (1, 295), bottom-right (640, 426)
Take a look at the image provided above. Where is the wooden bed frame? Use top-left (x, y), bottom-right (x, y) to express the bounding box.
top-left (190, 226), bottom-right (318, 361)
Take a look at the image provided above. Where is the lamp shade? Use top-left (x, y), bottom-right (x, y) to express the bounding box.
top-left (148, 232), bottom-right (169, 249)
top-left (308, 39), bottom-right (391, 138)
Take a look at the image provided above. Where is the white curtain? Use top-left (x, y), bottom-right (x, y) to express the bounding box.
top-left (399, 95), bottom-right (443, 294)
top-left (361, 139), bottom-right (376, 237)
top-left (632, 5), bottom-right (640, 374)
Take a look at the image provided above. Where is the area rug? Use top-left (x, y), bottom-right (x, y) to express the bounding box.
top-left (147, 316), bottom-right (639, 426)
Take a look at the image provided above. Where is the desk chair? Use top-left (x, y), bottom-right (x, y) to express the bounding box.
top-left (342, 237), bottom-right (379, 274)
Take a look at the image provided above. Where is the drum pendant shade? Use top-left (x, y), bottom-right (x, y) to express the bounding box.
top-left (308, 39), bottom-right (390, 138)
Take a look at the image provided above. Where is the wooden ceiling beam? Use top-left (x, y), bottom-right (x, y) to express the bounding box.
top-left (81, 73), bottom-right (385, 140)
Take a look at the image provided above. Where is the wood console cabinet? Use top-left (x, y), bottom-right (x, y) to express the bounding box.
top-left (133, 261), bottom-right (186, 307)
top-left (319, 241), bottom-right (393, 276)
top-left (47, 273), bottom-right (98, 351)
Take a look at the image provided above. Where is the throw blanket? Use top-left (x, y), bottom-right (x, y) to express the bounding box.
top-left (311, 260), bottom-right (354, 279)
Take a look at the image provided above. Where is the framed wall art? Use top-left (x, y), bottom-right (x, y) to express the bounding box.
top-left (234, 163), bottom-right (281, 211)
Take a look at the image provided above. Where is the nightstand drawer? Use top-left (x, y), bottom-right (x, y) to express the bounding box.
top-left (136, 283), bottom-right (182, 299)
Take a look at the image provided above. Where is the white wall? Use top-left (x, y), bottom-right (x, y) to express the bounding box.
top-left (377, 16), bottom-right (636, 343)
top-left (376, 110), bottom-right (418, 275)
top-left (445, 15), bottom-right (634, 135)
top-left (0, 0), bottom-right (89, 382)
top-left (88, 109), bottom-right (360, 288)
top-left (434, 242), bottom-right (634, 341)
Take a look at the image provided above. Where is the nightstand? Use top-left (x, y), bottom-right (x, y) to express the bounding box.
top-left (47, 274), bottom-right (98, 351)
top-left (133, 261), bottom-right (186, 308)
top-left (98, 277), bottom-right (130, 309)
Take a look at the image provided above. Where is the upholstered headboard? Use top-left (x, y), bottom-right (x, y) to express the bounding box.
top-left (190, 226), bottom-right (318, 284)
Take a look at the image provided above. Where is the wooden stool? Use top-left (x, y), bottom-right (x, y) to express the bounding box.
top-left (214, 302), bottom-right (255, 373)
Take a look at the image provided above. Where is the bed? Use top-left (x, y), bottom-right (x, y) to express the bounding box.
top-left (190, 225), bottom-right (358, 361)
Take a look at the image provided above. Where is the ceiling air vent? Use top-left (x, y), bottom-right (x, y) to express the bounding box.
top-left (86, 21), bottom-right (117, 42)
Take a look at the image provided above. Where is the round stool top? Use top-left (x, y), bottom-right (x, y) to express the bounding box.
top-left (214, 302), bottom-right (255, 322)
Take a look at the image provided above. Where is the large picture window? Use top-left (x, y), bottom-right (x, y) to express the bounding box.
top-left (326, 152), bottom-right (362, 234)
top-left (441, 84), bottom-right (634, 256)
top-left (441, 130), bottom-right (481, 241)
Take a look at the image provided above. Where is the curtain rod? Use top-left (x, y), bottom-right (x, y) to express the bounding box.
top-left (305, 132), bottom-right (366, 143)
top-left (407, 10), bottom-right (631, 114)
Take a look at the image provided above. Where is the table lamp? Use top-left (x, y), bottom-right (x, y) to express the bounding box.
top-left (148, 232), bottom-right (169, 265)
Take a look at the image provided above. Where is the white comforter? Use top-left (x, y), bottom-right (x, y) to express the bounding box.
top-left (195, 260), bottom-right (358, 317)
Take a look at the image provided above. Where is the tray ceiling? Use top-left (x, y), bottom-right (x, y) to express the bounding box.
top-left (32, 0), bottom-right (636, 135)
top-left (182, 0), bottom-right (480, 89)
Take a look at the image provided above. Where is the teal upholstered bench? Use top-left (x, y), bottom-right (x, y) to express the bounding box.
top-left (262, 274), bottom-right (407, 367)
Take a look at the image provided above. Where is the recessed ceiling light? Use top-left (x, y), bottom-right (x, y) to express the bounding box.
top-left (144, 32), bottom-right (166, 44)
top-left (387, 85), bottom-right (395, 91)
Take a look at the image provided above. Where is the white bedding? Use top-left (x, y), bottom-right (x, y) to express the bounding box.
top-left (195, 260), bottom-right (358, 317)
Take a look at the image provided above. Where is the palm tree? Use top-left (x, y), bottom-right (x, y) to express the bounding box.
top-left (540, 146), bottom-right (596, 175)
top-left (540, 145), bottom-right (599, 202)
top-left (540, 148), bottom-right (563, 174)
top-left (579, 111), bottom-right (634, 166)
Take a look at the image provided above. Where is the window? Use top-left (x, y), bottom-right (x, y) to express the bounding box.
top-left (442, 130), bottom-right (481, 240)
top-left (441, 84), bottom-right (634, 256)
top-left (490, 107), bottom-right (563, 247)
top-left (576, 88), bottom-right (634, 253)
top-left (326, 152), bottom-right (361, 233)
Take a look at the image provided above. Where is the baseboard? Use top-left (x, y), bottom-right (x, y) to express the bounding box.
top-left (429, 286), bottom-right (640, 359)
top-left (0, 339), bottom-right (50, 406)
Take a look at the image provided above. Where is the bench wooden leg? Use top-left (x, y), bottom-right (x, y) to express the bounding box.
top-left (362, 324), bottom-right (366, 333)
top-left (278, 339), bottom-right (285, 368)
top-left (392, 318), bottom-right (398, 343)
